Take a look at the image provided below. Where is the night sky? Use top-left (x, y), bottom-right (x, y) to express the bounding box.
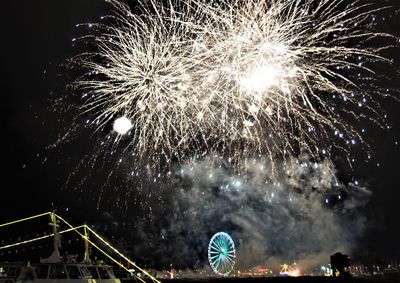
top-left (2, 0), bottom-right (400, 269)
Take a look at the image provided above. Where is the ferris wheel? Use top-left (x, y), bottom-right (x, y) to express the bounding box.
top-left (208, 232), bottom-right (236, 276)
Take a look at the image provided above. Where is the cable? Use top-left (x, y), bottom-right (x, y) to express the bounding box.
top-left (54, 214), bottom-right (148, 283)
top-left (0, 212), bottom-right (51, 228)
top-left (0, 225), bottom-right (84, 250)
top-left (85, 225), bottom-right (161, 283)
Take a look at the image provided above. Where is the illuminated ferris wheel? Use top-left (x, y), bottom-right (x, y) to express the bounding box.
top-left (208, 232), bottom-right (236, 276)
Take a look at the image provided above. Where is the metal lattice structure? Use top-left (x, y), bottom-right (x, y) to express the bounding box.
top-left (208, 232), bottom-right (236, 276)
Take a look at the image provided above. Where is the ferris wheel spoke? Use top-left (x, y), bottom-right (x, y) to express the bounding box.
top-left (208, 232), bottom-right (236, 276)
top-left (214, 256), bottom-right (221, 263)
top-left (211, 256), bottom-right (218, 264)
top-left (221, 257), bottom-right (228, 266)
top-left (225, 256), bottom-right (233, 265)
top-left (214, 240), bottom-right (221, 250)
top-left (210, 254), bottom-right (220, 260)
top-left (211, 259), bottom-right (220, 268)
top-left (220, 261), bottom-right (225, 272)
top-left (225, 255), bottom-right (235, 264)
top-left (211, 261), bottom-right (219, 270)
top-left (222, 258), bottom-right (230, 273)
top-left (215, 257), bottom-right (222, 269)
top-left (210, 243), bottom-right (220, 250)
top-left (211, 244), bottom-right (221, 253)
top-left (211, 243), bottom-right (221, 252)
top-left (227, 263), bottom-right (234, 270)
top-left (213, 240), bottom-right (222, 248)
top-left (218, 257), bottom-right (225, 267)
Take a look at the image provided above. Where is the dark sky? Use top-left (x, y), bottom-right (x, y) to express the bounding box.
top-left (1, 0), bottom-right (400, 266)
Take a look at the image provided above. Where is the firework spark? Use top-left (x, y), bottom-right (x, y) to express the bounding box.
top-left (71, 0), bottom-right (396, 171)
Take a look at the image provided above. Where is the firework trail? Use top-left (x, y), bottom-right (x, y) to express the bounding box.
top-left (71, 0), bottom-right (396, 172)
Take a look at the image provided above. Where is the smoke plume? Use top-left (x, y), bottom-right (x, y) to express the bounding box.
top-left (124, 155), bottom-right (370, 272)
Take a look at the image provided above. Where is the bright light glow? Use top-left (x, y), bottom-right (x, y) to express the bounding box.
top-left (113, 117), bottom-right (132, 135)
top-left (208, 232), bottom-right (236, 276)
top-left (288, 269), bottom-right (300, 277)
top-left (240, 64), bottom-right (282, 92)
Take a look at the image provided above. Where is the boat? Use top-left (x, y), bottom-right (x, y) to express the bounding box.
top-left (0, 261), bottom-right (120, 283)
top-left (0, 212), bottom-right (138, 283)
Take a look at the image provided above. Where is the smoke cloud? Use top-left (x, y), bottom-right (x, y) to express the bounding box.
top-left (124, 155), bottom-right (371, 272)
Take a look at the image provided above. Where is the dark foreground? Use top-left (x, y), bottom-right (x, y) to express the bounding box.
top-left (128, 275), bottom-right (400, 283)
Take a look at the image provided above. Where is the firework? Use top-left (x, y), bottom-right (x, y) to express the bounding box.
top-left (72, 0), bottom-right (396, 170)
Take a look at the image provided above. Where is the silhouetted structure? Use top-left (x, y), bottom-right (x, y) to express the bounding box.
top-left (330, 252), bottom-right (351, 278)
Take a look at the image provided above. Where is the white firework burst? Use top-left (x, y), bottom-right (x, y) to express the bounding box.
top-left (72, 0), bottom-right (396, 170)
top-left (74, 0), bottom-right (202, 158)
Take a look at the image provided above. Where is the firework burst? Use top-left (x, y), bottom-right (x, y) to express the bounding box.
top-left (71, 0), bottom-right (397, 172)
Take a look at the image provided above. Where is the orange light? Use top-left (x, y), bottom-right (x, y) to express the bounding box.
top-left (288, 269), bottom-right (300, 277)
